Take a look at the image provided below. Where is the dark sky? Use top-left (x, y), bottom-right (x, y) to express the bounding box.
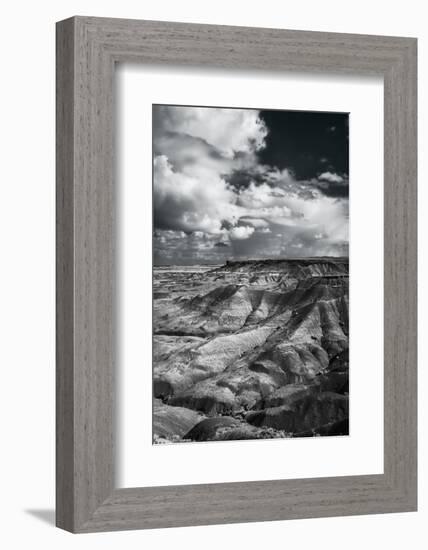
top-left (259, 110), bottom-right (348, 179)
top-left (153, 105), bottom-right (349, 265)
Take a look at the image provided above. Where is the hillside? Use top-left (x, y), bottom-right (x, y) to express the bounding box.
top-left (153, 258), bottom-right (349, 443)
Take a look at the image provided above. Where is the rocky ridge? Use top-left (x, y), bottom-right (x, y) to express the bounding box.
top-left (153, 258), bottom-right (349, 443)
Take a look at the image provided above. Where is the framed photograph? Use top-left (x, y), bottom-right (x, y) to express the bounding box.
top-left (151, 104), bottom-right (350, 446)
top-left (56, 16), bottom-right (417, 532)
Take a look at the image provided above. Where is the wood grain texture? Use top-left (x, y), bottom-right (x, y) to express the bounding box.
top-left (56, 18), bottom-right (75, 532)
top-left (56, 16), bottom-right (417, 533)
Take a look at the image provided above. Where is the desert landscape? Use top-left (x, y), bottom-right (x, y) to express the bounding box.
top-left (152, 104), bottom-right (349, 444)
top-left (153, 257), bottom-right (349, 443)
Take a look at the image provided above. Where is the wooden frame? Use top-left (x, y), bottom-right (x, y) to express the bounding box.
top-left (56, 16), bottom-right (417, 533)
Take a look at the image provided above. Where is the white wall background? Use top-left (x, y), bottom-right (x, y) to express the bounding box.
top-left (0, 1), bottom-right (424, 548)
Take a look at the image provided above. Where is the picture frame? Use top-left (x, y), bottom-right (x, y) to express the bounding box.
top-left (56, 16), bottom-right (417, 533)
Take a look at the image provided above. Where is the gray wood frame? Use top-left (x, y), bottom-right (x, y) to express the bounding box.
top-left (56, 16), bottom-right (417, 533)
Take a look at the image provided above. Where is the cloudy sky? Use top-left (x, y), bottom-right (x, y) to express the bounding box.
top-left (153, 104), bottom-right (349, 265)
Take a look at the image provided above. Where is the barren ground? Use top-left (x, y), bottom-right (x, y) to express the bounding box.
top-left (153, 258), bottom-right (349, 443)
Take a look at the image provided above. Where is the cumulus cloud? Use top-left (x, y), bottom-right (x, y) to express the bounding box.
top-left (318, 171), bottom-right (344, 183)
top-left (153, 155), bottom-right (238, 234)
top-left (153, 105), bottom-right (267, 158)
top-left (229, 225), bottom-right (255, 240)
top-left (237, 182), bottom-right (287, 209)
top-left (153, 105), bottom-right (349, 264)
top-left (153, 106), bottom-right (270, 239)
top-left (316, 172), bottom-right (348, 198)
top-left (238, 216), bottom-right (269, 228)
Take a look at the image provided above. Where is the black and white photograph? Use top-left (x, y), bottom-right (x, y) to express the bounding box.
top-left (0, 0), bottom-right (420, 543)
top-left (152, 104), bottom-right (349, 444)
